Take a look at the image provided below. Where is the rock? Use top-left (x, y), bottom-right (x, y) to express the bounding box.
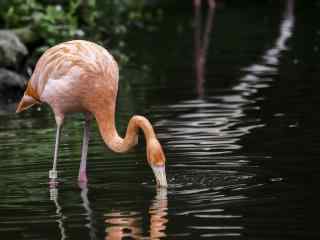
top-left (0, 30), bottom-right (28, 67)
top-left (0, 68), bottom-right (26, 91)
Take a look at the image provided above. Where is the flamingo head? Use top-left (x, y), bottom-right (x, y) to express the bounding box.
top-left (147, 138), bottom-right (167, 188)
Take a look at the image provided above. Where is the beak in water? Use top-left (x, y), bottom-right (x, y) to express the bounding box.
top-left (151, 165), bottom-right (168, 187)
top-left (16, 95), bottom-right (39, 113)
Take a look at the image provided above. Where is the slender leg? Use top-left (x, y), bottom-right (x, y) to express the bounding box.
top-left (49, 124), bottom-right (63, 183)
top-left (49, 114), bottom-right (64, 184)
top-left (194, 0), bottom-right (201, 7)
top-left (208, 0), bottom-right (215, 9)
top-left (78, 114), bottom-right (92, 182)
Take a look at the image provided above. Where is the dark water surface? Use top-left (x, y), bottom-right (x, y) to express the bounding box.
top-left (1, 0), bottom-right (320, 239)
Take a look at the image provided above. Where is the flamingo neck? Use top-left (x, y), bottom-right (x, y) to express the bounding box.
top-left (95, 110), bottom-right (156, 153)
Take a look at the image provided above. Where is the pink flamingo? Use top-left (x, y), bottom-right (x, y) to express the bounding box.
top-left (16, 40), bottom-right (167, 187)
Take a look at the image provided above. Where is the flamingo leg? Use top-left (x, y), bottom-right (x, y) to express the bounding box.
top-left (49, 124), bottom-right (62, 182)
top-left (78, 115), bottom-right (91, 182)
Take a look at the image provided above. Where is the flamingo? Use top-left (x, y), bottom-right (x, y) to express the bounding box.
top-left (16, 40), bottom-right (167, 187)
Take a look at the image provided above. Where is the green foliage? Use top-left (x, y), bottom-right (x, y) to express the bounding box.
top-left (36, 3), bottom-right (82, 46)
top-left (0, 0), bottom-right (161, 63)
top-left (3, 0), bottom-right (42, 27)
top-left (0, 0), bottom-right (95, 47)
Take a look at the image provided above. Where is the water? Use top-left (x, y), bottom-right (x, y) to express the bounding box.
top-left (1, 0), bottom-right (320, 239)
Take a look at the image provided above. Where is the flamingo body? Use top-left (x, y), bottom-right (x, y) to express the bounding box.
top-left (19, 40), bottom-right (117, 118)
top-left (17, 40), bottom-right (167, 187)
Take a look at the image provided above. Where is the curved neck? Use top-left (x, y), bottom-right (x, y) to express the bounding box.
top-left (95, 110), bottom-right (156, 153)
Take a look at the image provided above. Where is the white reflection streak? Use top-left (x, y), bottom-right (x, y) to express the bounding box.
top-left (266, 0), bottom-right (295, 64)
top-left (50, 187), bottom-right (67, 240)
top-left (227, 0), bottom-right (295, 144)
top-left (79, 182), bottom-right (97, 240)
top-left (235, 0), bottom-right (295, 91)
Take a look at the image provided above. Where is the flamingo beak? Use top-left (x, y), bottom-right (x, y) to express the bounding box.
top-left (151, 165), bottom-right (168, 187)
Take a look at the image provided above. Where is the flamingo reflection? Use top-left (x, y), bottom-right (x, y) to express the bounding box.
top-left (104, 188), bottom-right (168, 239)
top-left (104, 211), bottom-right (142, 239)
top-left (50, 183), bottom-right (98, 240)
top-left (79, 182), bottom-right (98, 240)
top-left (149, 188), bottom-right (169, 239)
top-left (50, 187), bottom-right (67, 240)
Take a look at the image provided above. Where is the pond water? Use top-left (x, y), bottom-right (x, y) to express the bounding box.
top-left (1, 0), bottom-right (320, 239)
